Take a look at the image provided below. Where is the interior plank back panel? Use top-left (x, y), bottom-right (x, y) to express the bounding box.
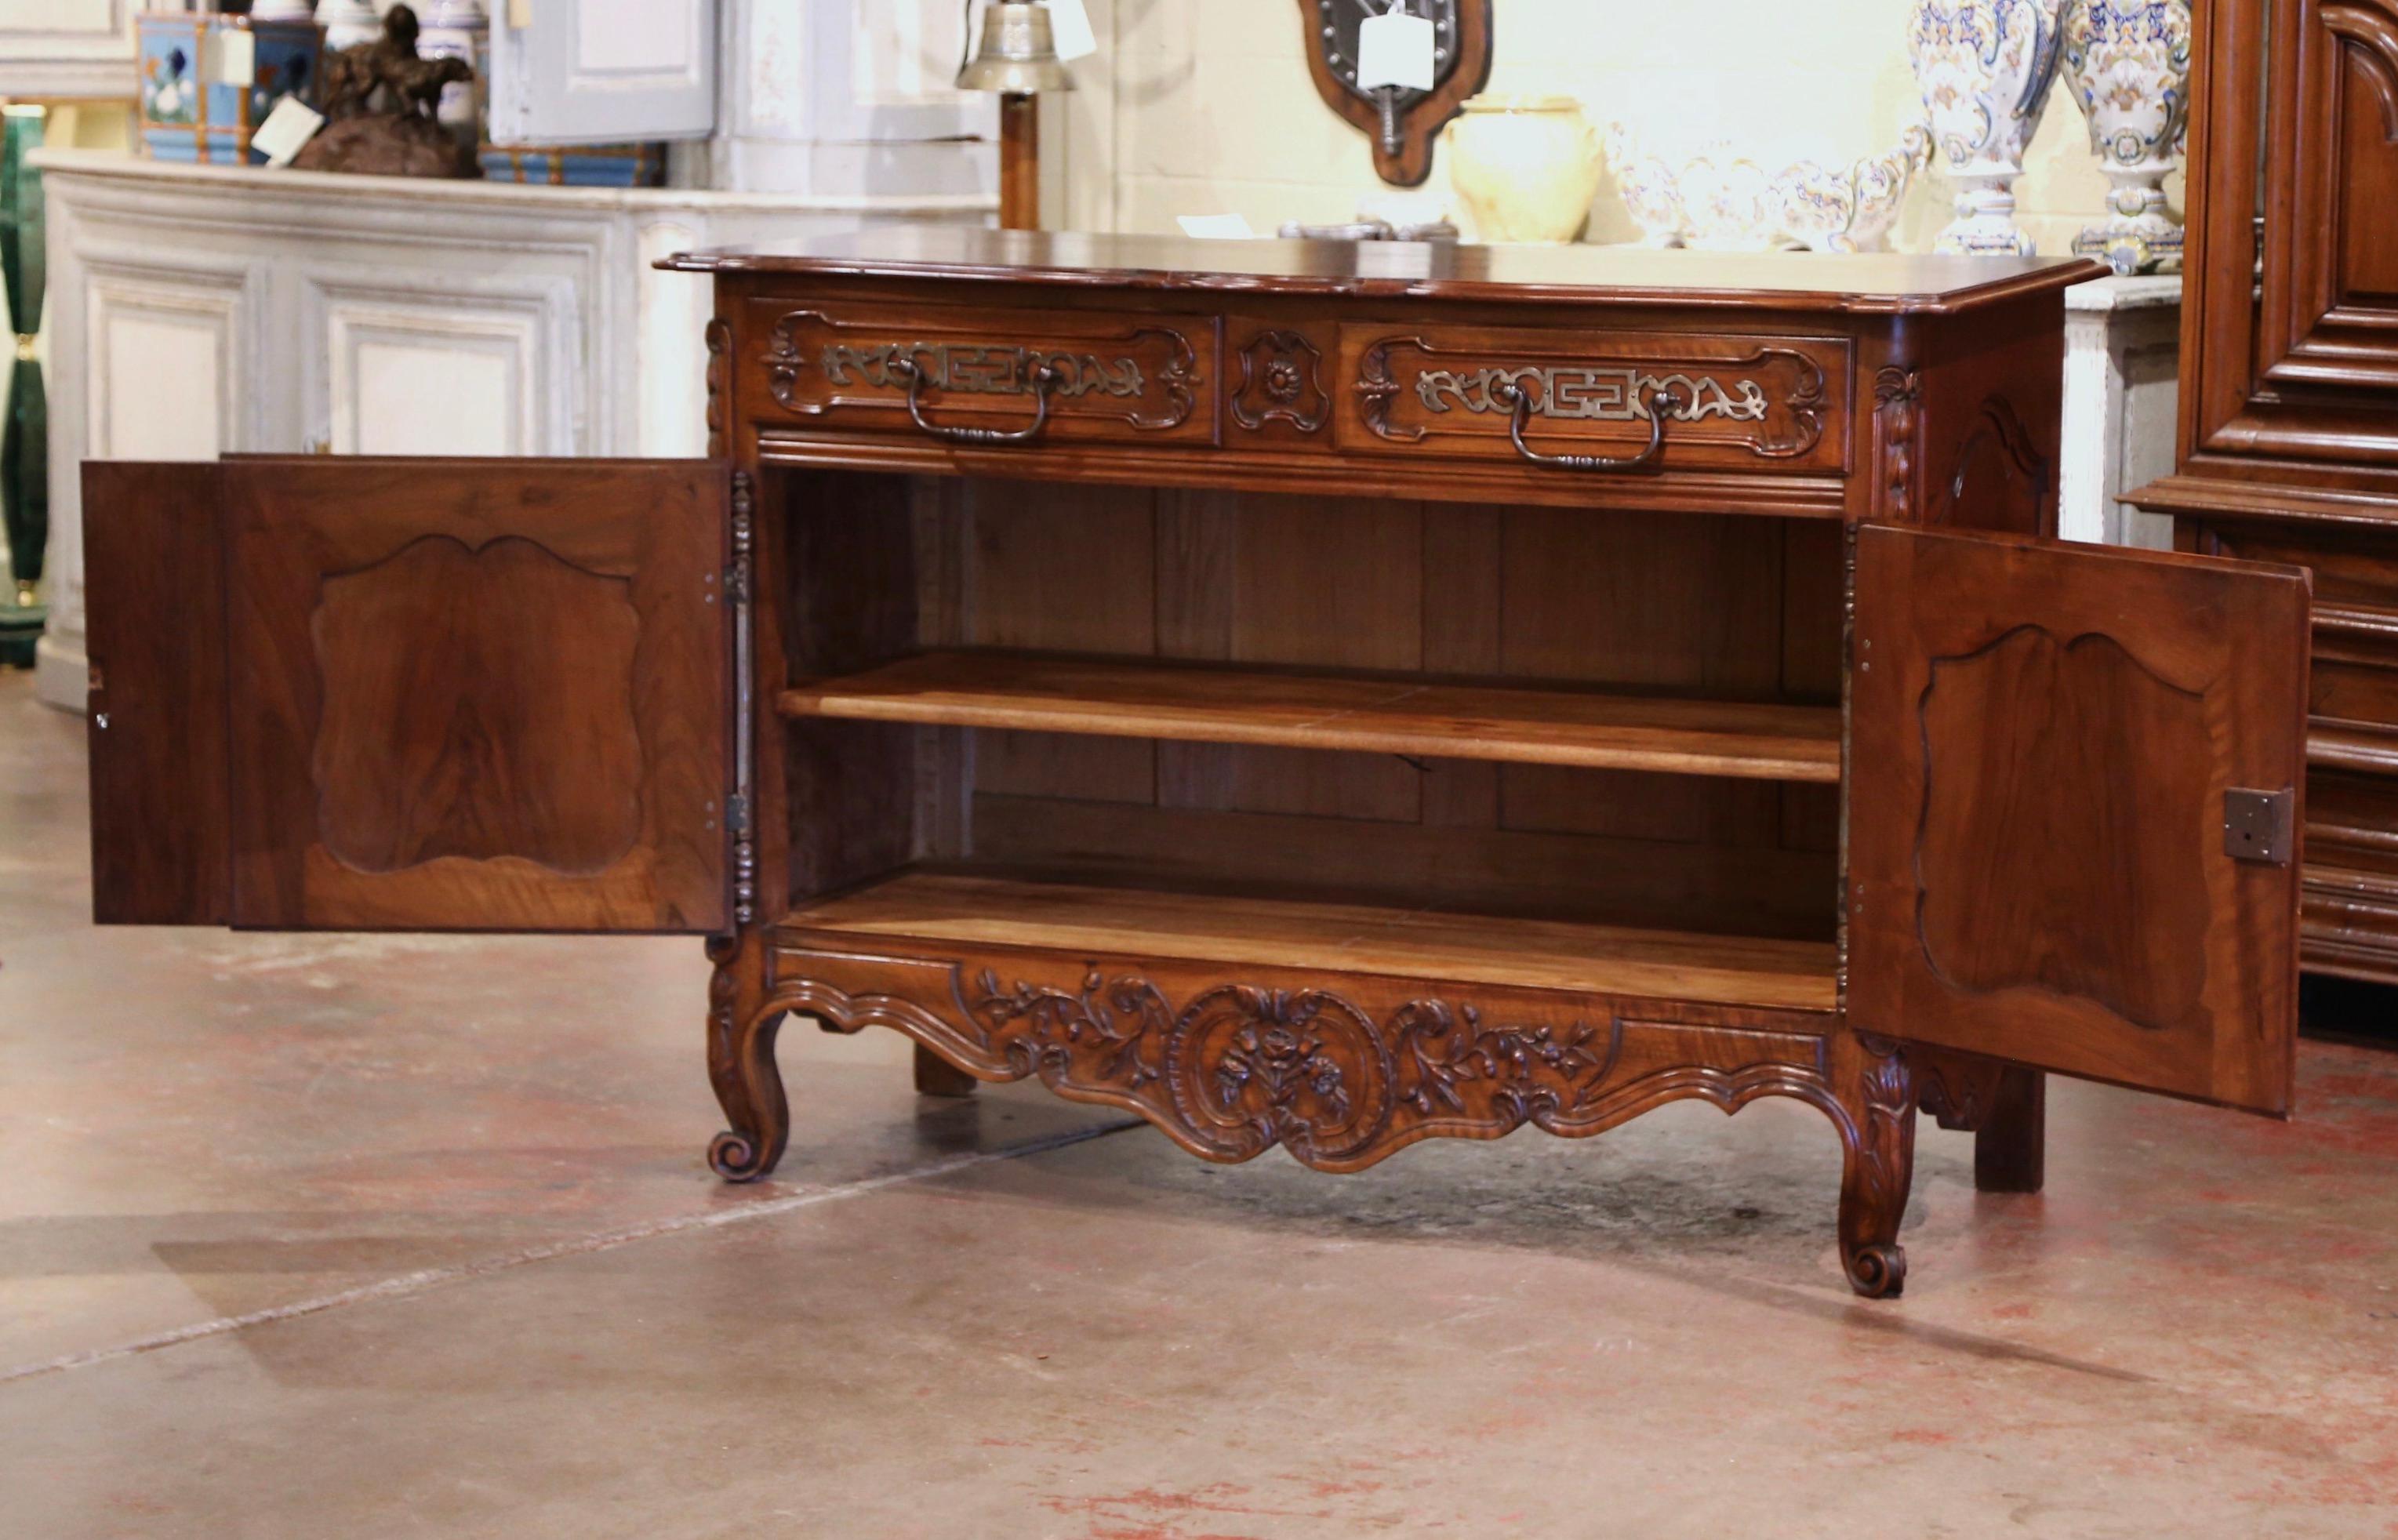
top-left (788, 474), bottom-right (1850, 926)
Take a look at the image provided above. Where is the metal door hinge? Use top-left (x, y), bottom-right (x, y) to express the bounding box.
top-left (2224, 788), bottom-right (2294, 866)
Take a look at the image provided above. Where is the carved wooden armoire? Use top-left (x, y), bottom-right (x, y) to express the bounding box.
top-left (2134, 0), bottom-right (2398, 982)
top-left (84, 232), bottom-right (2318, 1298)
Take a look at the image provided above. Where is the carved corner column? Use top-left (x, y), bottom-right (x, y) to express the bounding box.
top-left (702, 314), bottom-right (790, 1180)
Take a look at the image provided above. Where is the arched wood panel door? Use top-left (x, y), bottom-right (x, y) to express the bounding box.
top-left (85, 457), bottom-right (734, 933)
top-left (1848, 525), bottom-right (2311, 1115)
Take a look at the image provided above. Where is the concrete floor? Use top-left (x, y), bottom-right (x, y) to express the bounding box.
top-left (5, 667), bottom-right (2398, 1539)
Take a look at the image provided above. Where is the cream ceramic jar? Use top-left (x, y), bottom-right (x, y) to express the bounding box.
top-left (1447, 96), bottom-right (1604, 245)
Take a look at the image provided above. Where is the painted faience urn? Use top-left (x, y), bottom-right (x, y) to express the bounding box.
top-left (1771, 125), bottom-right (1935, 253)
top-left (1602, 124), bottom-right (1934, 253)
top-left (2058, 0), bottom-right (2193, 274)
top-left (1908, 0), bottom-right (2066, 255)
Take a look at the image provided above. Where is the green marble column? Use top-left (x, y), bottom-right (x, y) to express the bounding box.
top-left (2, 105), bottom-right (47, 669)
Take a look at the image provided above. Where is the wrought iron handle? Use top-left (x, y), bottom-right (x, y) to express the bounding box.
top-left (890, 355), bottom-right (1061, 446)
top-left (1492, 378), bottom-right (1685, 472)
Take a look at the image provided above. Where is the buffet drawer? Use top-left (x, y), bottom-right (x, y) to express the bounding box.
top-left (1332, 324), bottom-right (1852, 476)
top-left (743, 299), bottom-right (1219, 446)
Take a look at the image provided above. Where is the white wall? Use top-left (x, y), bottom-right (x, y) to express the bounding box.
top-left (1086, 0), bottom-right (2169, 255)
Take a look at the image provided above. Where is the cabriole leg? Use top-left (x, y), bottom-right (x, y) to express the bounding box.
top-left (706, 929), bottom-right (789, 1182)
top-left (913, 1043), bottom-right (980, 1098)
top-left (1974, 1067), bottom-right (2045, 1194)
top-left (1833, 1033), bottom-right (1917, 1298)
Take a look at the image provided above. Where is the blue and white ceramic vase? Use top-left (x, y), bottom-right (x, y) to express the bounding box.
top-left (1907, 0), bottom-right (2066, 255)
top-left (137, 11), bottom-right (323, 165)
top-left (2059, 0), bottom-right (2193, 274)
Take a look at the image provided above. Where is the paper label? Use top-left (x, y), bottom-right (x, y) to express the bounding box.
top-left (251, 96), bottom-right (326, 167)
top-left (1044, 0), bottom-right (1097, 62)
top-left (1355, 9), bottom-right (1434, 92)
top-left (213, 27), bottom-right (258, 89)
top-left (507, 0), bottom-right (535, 30)
top-left (1177, 213), bottom-right (1257, 240)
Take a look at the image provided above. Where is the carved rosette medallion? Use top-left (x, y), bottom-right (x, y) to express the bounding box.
top-left (1354, 334), bottom-right (1833, 459)
top-left (763, 309), bottom-right (1199, 431)
top-left (1231, 329), bottom-right (1331, 434)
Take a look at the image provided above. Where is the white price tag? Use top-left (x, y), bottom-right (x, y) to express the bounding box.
top-left (1043, 0), bottom-right (1097, 63)
top-left (1177, 213), bottom-right (1256, 240)
top-left (1355, 8), bottom-right (1434, 93)
top-left (251, 96), bottom-right (325, 167)
top-left (507, 0), bottom-right (535, 29)
top-left (212, 27), bottom-right (258, 88)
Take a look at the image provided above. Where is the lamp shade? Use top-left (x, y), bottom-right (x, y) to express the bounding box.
top-left (957, 2), bottom-right (1074, 94)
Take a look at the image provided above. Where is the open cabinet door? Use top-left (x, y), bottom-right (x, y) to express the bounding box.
top-left (1848, 525), bottom-right (2311, 1115)
top-left (85, 458), bottom-right (733, 934)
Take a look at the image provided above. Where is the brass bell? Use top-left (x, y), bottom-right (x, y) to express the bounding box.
top-left (956, 2), bottom-right (1075, 95)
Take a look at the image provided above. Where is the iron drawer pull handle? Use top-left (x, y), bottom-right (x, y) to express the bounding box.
top-left (890, 356), bottom-right (1061, 445)
top-left (1493, 378), bottom-right (1684, 472)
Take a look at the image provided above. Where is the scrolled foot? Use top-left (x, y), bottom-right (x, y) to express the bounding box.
top-left (1843, 1241), bottom-right (1908, 1299)
top-left (708, 1128), bottom-right (774, 1183)
top-left (706, 931), bottom-right (790, 1185)
top-left (1833, 1032), bottom-right (1917, 1299)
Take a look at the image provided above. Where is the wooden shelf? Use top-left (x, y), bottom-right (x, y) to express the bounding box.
top-left (783, 871), bottom-right (1839, 1014)
top-left (779, 652), bottom-right (1842, 783)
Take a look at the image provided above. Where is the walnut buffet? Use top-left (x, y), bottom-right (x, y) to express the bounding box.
top-left (83, 231), bottom-right (2314, 1298)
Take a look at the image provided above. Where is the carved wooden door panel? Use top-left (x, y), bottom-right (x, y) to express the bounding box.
top-left (1848, 526), bottom-right (2311, 1114)
top-left (2185, 0), bottom-right (2398, 463)
top-left (85, 458), bottom-right (734, 933)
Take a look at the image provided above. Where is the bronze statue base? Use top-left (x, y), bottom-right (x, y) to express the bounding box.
top-left (291, 113), bottom-right (467, 180)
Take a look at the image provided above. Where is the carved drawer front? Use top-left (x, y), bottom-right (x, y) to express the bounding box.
top-left (1334, 325), bottom-right (1851, 475)
top-left (747, 300), bottom-right (1219, 446)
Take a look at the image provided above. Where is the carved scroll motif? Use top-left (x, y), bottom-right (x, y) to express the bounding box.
top-left (1414, 365), bottom-right (1771, 424)
top-left (822, 342), bottom-right (1146, 401)
top-left (764, 309), bottom-right (1199, 431)
top-left (770, 953), bottom-right (1846, 1175)
top-left (1357, 337), bottom-right (1830, 458)
top-left (739, 944), bottom-right (1919, 1295)
top-left (1356, 336), bottom-right (1430, 442)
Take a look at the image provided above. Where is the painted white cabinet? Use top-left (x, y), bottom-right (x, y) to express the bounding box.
top-left (0, 0), bottom-right (135, 101)
top-left (31, 147), bottom-right (990, 711)
top-left (489, 0), bottom-right (717, 147)
top-left (2058, 274), bottom-right (2182, 552)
